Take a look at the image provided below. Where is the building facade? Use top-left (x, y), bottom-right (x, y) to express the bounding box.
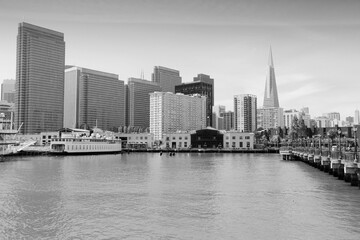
top-left (213, 105), bottom-right (226, 130)
top-left (175, 79), bottom-right (213, 126)
top-left (150, 92), bottom-right (206, 140)
top-left (283, 109), bottom-right (301, 128)
top-left (234, 94), bottom-right (257, 132)
top-left (126, 78), bottom-right (161, 129)
top-left (64, 66), bottom-right (125, 130)
top-left (162, 132), bottom-right (191, 149)
top-left (151, 66), bottom-right (182, 93)
top-left (1, 79), bottom-right (15, 103)
top-left (257, 107), bottom-right (284, 129)
top-left (223, 111), bottom-right (234, 131)
top-left (223, 132), bottom-right (254, 149)
top-left (355, 109), bottom-right (360, 124)
top-left (15, 22), bottom-right (65, 134)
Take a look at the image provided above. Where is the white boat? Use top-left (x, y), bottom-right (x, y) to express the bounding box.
top-left (50, 136), bottom-right (122, 154)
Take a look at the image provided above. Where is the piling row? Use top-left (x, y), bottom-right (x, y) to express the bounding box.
top-left (291, 150), bottom-right (360, 188)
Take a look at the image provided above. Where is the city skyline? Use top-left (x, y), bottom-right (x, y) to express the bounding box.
top-left (0, 0), bottom-right (359, 119)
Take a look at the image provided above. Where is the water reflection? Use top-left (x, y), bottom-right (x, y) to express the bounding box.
top-left (0, 153), bottom-right (359, 239)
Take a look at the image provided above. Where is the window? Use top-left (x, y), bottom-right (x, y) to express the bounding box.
top-left (226, 136), bottom-right (229, 140)
top-left (245, 136), bottom-right (250, 139)
top-left (179, 137), bottom-right (182, 140)
top-left (184, 142), bottom-right (188, 147)
top-left (247, 142), bottom-right (250, 148)
top-left (185, 136), bottom-right (188, 140)
top-left (232, 142), bottom-right (235, 148)
top-left (226, 142), bottom-right (229, 148)
top-left (239, 136), bottom-right (243, 139)
top-left (232, 136), bottom-right (235, 140)
top-left (166, 137), bottom-right (170, 141)
top-left (240, 142), bottom-right (243, 148)
top-left (173, 137), bottom-right (176, 140)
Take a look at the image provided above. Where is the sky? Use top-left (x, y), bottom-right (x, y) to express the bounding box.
top-left (0, 0), bottom-right (359, 120)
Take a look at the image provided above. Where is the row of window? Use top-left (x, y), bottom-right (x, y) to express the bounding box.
top-left (165, 136), bottom-right (189, 141)
top-left (225, 136), bottom-right (251, 140)
top-left (225, 142), bottom-right (251, 148)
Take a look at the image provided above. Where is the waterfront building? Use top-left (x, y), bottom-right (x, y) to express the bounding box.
top-left (257, 107), bottom-right (284, 129)
top-left (190, 128), bottom-right (223, 149)
top-left (15, 22), bottom-right (65, 134)
top-left (64, 66), bottom-right (125, 130)
top-left (354, 109), bottom-right (360, 124)
top-left (223, 111), bottom-right (234, 131)
top-left (118, 132), bottom-right (155, 149)
top-left (0, 101), bottom-right (15, 130)
top-left (149, 92), bottom-right (206, 140)
top-left (223, 131), bottom-right (254, 149)
top-left (234, 94), bottom-right (257, 132)
top-left (283, 109), bottom-right (301, 128)
top-left (162, 132), bottom-right (191, 149)
top-left (263, 47), bottom-right (279, 108)
top-left (151, 66), bottom-right (182, 93)
top-left (1, 79), bottom-right (15, 103)
top-left (175, 74), bottom-right (214, 126)
top-left (126, 78), bottom-right (161, 129)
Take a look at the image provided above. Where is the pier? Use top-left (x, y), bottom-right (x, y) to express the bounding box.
top-left (281, 146), bottom-right (360, 188)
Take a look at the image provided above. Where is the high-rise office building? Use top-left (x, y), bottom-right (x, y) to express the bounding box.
top-left (258, 47), bottom-right (283, 130)
top-left (355, 109), bottom-right (360, 124)
top-left (175, 74), bottom-right (214, 126)
top-left (234, 94), bottom-right (257, 132)
top-left (323, 112), bottom-right (340, 121)
top-left (282, 109), bottom-right (300, 128)
top-left (213, 105), bottom-right (226, 130)
top-left (126, 78), bottom-right (161, 129)
top-left (1, 79), bottom-right (15, 103)
top-left (15, 22), bottom-right (65, 134)
top-left (223, 111), bottom-right (234, 131)
top-left (64, 66), bottom-right (125, 130)
top-left (150, 92), bottom-right (206, 140)
top-left (152, 66), bottom-right (182, 93)
top-left (263, 47), bottom-right (279, 108)
top-left (257, 107), bottom-right (284, 129)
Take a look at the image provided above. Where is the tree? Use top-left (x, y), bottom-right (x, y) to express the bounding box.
top-left (298, 116), bottom-right (307, 138)
top-left (289, 115), bottom-right (299, 140)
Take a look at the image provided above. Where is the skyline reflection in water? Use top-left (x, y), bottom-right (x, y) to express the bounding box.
top-left (0, 153), bottom-right (359, 239)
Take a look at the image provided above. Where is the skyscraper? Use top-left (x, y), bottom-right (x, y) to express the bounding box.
top-left (126, 78), bottom-right (161, 129)
top-left (152, 66), bottom-right (182, 93)
top-left (64, 66), bottom-right (125, 130)
top-left (175, 74), bottom-right (214, 126)
top-left (1, 79), bottom-right (15, 103)
top-left (150, 92), bottom-right (206, 140)
top-left (15, 22), bottom-right (65, 134)
top-left (234, 94), bottom-right (257, 132)
top-left (355, 109), bottom-right (360, 124)
top-left (257, 47), bottom-right (283, 130)
top-left (263, 47), bottom-right (279, 108)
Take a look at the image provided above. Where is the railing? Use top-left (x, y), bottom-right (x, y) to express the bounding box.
top-left (294, 147), bottom-right (359, 161)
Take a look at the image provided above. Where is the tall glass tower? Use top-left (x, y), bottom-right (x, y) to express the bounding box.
top-left (15, 22), bottom-right (65, 134)
top-left (263, 47), bottom-right (279, 108)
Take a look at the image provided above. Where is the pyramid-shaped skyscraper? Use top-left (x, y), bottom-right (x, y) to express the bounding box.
top-left (263, 47), bottom-right (279, 108)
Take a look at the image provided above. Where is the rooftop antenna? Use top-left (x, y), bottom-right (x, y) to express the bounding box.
top-left (141, 69), bottom-right (144, 80)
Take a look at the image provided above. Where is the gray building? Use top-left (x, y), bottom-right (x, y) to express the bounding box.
top-left (175, 73), bottom-right (214, 127)
top-left (126, 78), bottom-right (161, 130)
top-left (15, 22), bottom-right (65, 134)
top-left (1, 79), bottom-right (15, 103)
top-left (64, 66), bottom-right (125, 130)
top-left (152, 66), bottom-right (181, 93)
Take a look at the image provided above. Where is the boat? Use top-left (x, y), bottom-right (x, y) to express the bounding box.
top-left (50, 128), bottom-right (122, 155)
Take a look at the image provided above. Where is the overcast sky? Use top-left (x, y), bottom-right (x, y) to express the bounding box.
top-left (0, 0), bottom-right (359, 120)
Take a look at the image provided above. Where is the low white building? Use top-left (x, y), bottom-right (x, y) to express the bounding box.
top-left (118, 133), bottom-right (155, 149)
top-left (162, 132), bottom-right (191, 149)
top-left (223, 132), bottom-right (254, 150)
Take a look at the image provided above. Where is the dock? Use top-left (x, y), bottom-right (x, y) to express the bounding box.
top-left (281, 147), bottom-right (360, 188)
